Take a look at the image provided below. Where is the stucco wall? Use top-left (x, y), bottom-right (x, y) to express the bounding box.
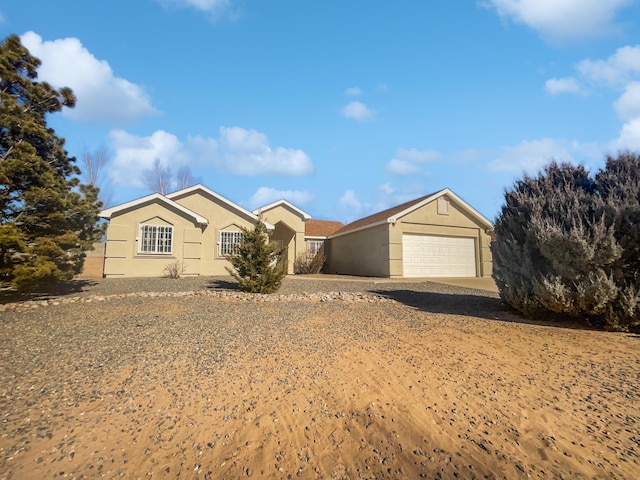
top-left (258, 204), bottom-right (306, 274)
top-left (171, 190), bottom-right (256, 275)
top-left (390, 195), bottom-right (493, 277)
top-left (103, 201), bottom-right (203, 277)
top-left (325, 195), bottom-right (493, 278)
top-left (324, 223), bottom-right (390, 277)
top-left (103, 191), bottom-right (259, 277)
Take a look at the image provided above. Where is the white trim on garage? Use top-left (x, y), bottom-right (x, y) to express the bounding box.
top-left (402, 234), bottom-right (476, 278)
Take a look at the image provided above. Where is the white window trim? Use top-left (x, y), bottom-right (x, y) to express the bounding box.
top-left (218, 230), bottom-right (243, 257)
top-left (306, 240), bottom-right (324, 255)
top-left (137, 224), bottom-right (174, 255)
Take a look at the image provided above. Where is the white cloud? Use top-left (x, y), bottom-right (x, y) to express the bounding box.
top-left (154, 0), bottom-right (234, 15)
top-left (375, 182), bottom-right (427, 211)
top-left (615, 82), bottom-right (640, 121)
top-left (342, 101), bottom-right (375, 122)
top-left (204, 126), bottom-right (314, 176)
top-left (21, 32), bottom-right (158, 125)
top-left (577, 45), bottom-right (640, 87)
top-left (612, 118), bottom-right (640, 151)
top-left (545, 77), bottom-right (585, 95)
top-left (345, 87), bottom-right (362, 96)
top-left (488, 138), bottom-right (576, 173)
top-left (545, 46), bottom-right (640, 153)
top-left (339, 190), bottom-right (365, 216)
top-left (483, 0), bottom-right (633, 41)
top-left (386, 159), bottom-right (423, 176)
top-left (386, 147), bottom-right (442, 176)
top-left (247, 187), bottom-right (313, 210)
top-left (108, 127), bottom-right (313, 186)
top-left (108, 130), bottom-right (188, 188)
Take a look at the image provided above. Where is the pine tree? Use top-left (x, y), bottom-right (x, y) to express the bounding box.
top-left (225, 218), bottom-right (286, 294)
top-left (0, 34), bottom-right (101, 290)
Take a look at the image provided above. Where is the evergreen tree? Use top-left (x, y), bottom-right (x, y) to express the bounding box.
top-left (0, 34), bottom-right (101, 290)
top-left (492, 157), bottom-right (639, 331)
top-left (225, 218), bottom-right (286, 294)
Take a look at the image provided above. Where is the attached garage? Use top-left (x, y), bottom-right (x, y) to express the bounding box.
top-left (325, 188), bottom-right (494, 279)
top-left (402, 234), bottom-right (476, 278)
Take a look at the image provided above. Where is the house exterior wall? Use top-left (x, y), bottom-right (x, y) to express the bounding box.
top-left (257, 205), bottom-right (306, 274)
top-left (103, 192), bottom-right (258, 277)
top-left (325, 223), bottom-right (390, 277)
top-left (325, 195), bottom-right (493, 279)
top-left (170, 190), bottom-right (256, 275)
top-left (103, 201), bottom-right (203, 277)
top-left (390, 195), bottom-right (493, 277)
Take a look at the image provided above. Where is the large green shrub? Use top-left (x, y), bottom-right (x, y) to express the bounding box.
top-left (492, 154), bottom-right (639, 331)
top-left (225, 218), bottom-right (286, 294)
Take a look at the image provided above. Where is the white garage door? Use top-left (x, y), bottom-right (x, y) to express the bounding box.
top-left (402, 234), bottom-right (476, 278)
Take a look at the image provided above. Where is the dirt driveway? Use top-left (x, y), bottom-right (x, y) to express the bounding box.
top-left (1, 277), bottom-right (638, 479)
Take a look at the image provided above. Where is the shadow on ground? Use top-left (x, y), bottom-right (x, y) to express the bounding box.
top-left (208, 278), bottom-right (239, 291)
top-left (370, 288), bottom-right (512, 320)
top-left (370, 288), bottom-right (601, 331)
top-left (0, 279), bottom-right (98, 304)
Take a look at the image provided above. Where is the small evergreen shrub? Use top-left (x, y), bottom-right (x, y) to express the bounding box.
top-left (492, 154), bottom-right (640, 331)
top-left (294, 250), bottom-right (325, 274)
top-left (225, 218), bottom-right (286, 294)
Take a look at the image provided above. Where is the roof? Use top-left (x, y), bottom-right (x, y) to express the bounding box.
top-left (305, 220), bottom-right (344, 238)
top-left (253, 199), bottom-right (311, 220)
top-left (166, 184), bottom-right (274, 229)
top-left (329, 188), bottom-right (494, 238)
top-left (99, 193), bottom-right (209, 225)
top-left (167, 184), bottom-right (261, 221)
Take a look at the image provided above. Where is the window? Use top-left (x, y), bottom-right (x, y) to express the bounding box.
top-left (307, 240), bottom-right (324, 255)
top-left (219, 230), bottom-right (243, 256)
top-left (138, 224), bottom-right (173, 254)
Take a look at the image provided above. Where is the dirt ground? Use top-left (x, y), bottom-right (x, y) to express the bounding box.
top-left (1, 288), bottom-right (639, 479)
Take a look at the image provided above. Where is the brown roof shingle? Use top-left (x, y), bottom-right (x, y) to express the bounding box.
top-left (331, 191), bottom-right (441, 237)
top-left (305, 220), bottom-right (344, 237)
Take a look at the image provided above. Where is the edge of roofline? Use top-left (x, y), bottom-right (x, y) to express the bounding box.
top-left (328, 188), bottom-right (494, 239)
top-left (99, 193), bottom-right (209, 225)
top-left (252, 199), bottom-right (312, 220)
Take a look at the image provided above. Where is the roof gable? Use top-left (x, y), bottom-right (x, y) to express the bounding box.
top-left (167, 184), bottom-right (255, 219)
top-left (99, 193), bottom-right (208, 225)
top-left (253, 199), bottom-right (311, 220)
top-left (330, 189), bottom-right (493, 238)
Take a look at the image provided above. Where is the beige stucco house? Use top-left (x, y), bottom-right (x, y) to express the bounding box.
top-left (324, 188), bottom-right (494, 278)
top-left (98, 185), bottom-right (493, 279)
top-left (100, 185), bottom-right (266, 277)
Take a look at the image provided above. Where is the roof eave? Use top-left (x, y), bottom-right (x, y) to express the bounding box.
top-left (99, 193), bottom-right (209, 226)
top-left (328, 219), bottom-right (390, 239)
top-left (253, 199), bottom-right (312, 220)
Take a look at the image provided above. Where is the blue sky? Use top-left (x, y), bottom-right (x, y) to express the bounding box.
top-left (2, 0), bottom-right (640, 223)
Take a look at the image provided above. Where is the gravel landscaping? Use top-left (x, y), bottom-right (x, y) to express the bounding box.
top-left (1, 276), bottom-right (638, 479)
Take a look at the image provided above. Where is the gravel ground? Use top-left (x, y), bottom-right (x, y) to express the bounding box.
top-left (2, 276), bottom-right (636, 479)
top-left (1, 275), bottom-right (504, 319)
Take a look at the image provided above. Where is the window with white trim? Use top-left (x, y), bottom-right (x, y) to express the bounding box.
top-left (219, 230), bottom-right (243, 256)
top-left (138, 224), bottom-right (173, 254)
top-left (307, 240), bottom-right (324, 255)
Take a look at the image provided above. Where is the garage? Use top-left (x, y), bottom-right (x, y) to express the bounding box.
top-left (325, 189), bottom-right (493, 279)
top-left (402, 234), bottom-right (476, 278)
